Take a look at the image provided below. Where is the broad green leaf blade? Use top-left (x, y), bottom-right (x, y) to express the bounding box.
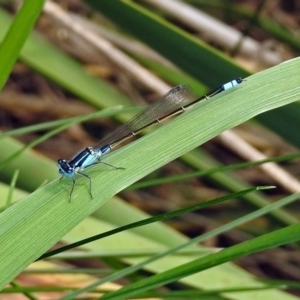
top-left (0, 57), bottom-right (299, 288)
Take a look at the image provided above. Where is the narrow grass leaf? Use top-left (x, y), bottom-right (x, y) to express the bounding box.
top-left (0, 0), bottom-right (45, 90)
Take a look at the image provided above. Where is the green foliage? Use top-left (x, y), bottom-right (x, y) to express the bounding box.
top-left (1, 1), bottom-right (300, 299)
top-left (0, 0), bottom-right (45, 90)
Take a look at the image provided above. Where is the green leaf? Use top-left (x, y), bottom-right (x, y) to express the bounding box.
top-left (0, 57), bottom-right (299, 288)
top-left (0, 0), bottom-right (45, 91)
top-left (0, 8), bottom-right (132, 110)
top-left (84, 0), bottom-right (250, 86)
top-left (83, 0), bottom-right (300, 151)
top-left (98, 222), bottom-right (300, 300)
top-left (60, 190), bottom-right (299, 300)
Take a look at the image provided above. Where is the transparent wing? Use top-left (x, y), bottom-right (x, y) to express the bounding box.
top-left (94, 84), bottom-right (192, 150)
